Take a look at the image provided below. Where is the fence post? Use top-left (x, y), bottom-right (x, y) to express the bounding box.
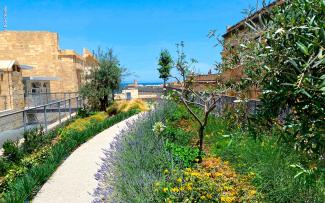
top-left (58, 101), bottom-right (61, 124)
top-left (76, 97), bottom-right (79, 112)
top-left (23, 110), bottom-right (26, 132)
top-left (64, 93), bottom-right (66, 113)
top-left (44, 105), bottom-right (48, 132)
top-left (69, 99), bottom-right (71, 119)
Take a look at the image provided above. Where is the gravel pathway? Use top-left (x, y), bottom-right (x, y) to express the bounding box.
top-left (33, 114), bottom-right (140, 203)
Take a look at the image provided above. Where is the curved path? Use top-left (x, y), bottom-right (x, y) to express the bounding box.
top-left (33, 114), bottom-right (140, 203)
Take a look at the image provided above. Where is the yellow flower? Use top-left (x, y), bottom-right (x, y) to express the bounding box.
top-left (207, 194), bottom-right (213, 199)
top-left (190, 172), bottom-right (200, 177)
top-left (220, 196), bottom-right (235, 203)
top-left (200, 195), bottom-right (206, 200)
top-left (154, 182), bottom-right (160, 187)
top-left (179, 186), bottom-right (185, 191)
top-left (185, 168), bottom-right (192, 172)
top-left (164, 169), bottom-right (169, 174)
top-left (215, 172), bottom-right (223, 177)
top-left (177, 178), bottom-right (182, 183)
top-left (171, 187), bottom-right (179, 193)
top-left (249, 190), bottom-right (257, 196)
top-left (162, 187), bottom-right (168, 193)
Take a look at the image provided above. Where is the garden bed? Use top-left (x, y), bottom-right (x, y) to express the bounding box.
top-left (0, 109), bottom-right (140, 202)
top-left (94, 101), bottom-right (324, 202)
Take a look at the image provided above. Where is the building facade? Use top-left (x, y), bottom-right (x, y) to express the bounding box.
top-left (0, 31), bottom-right (98, 94)
top-left (0, 60), bottom-right (26, 111)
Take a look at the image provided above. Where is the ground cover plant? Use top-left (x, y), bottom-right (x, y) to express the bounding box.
top-left (96, 100), bottom-right (324, 202)
top-left (0, 107), bottom-right (141, 203)
top-left (94, 102), bottom-right (260, 203)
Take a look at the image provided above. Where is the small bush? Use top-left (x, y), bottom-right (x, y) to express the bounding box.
top-left (3, 140), bottom-right (22, 162)
top-left (77, 107), bottom-right (94, 118)
top-left (0, 158), bottom-right (10, 176)
top-left (165, 141), bottom-right (200, 167)
top-left (22, 128), bottom-right (46, 154)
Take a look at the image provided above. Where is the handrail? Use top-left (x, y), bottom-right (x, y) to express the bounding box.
top-left (0, 96), bottom-right (80, 118)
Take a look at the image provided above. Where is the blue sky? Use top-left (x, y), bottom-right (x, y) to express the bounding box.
top-left (1, 0), bottom-right (264, 83)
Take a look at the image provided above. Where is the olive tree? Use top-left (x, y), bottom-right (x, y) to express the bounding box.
top-left (80, 48), bottom-right (124, 110)
top-left (221, 0), bottom-right (325, 159)
top-left (168, 42), bottom-right (221, 161)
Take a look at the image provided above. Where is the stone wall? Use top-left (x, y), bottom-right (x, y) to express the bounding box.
top-left (0, 70), bottom-right (25, 111)
top-left (0, 31), bottom-right (63, 92)
top-left (0, 31), bottom-right (98, 94)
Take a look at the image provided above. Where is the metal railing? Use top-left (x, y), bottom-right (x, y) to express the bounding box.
top-left (0, 96), bottom-right (83, 133)
top-left (25, 92), bottom-right (79, 108)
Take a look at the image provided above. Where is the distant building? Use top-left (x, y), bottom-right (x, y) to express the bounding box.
top-left (0, 31), bottom-right (98, 93)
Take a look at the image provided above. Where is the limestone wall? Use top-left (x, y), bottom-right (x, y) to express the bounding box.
top-left (0, 31), bottom-right (98, 94)
top-left (0, 31), bottom-right (63, 92)
top-left (0, 70), bottom-right (25, 111)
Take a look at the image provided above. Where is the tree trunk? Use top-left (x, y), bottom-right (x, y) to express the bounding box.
top-left (112, 91), bottom-right (115, 101)
top-left (163, 80), bottom-right (167, 96)
top-left (100, 95), bottom-right (108, 111)
top-left (198, 125), bottom-right (205, 162)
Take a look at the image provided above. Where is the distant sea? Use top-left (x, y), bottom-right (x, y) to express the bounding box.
top-left (120, 82), bottom-right (162, 88)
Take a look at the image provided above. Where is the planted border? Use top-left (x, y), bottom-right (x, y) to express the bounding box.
top-left (0, 109), bottom-right (139, 203)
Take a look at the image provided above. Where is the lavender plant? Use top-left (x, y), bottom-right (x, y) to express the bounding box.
top-left (93, 101), bottom-right (175, 202)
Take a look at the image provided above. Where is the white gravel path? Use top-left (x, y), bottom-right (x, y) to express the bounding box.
top-left (33, 114), bottom-right (140, 203)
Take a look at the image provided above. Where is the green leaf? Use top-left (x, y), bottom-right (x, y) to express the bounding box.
top-left (296, 42), bottom-right (309, 55)
top-left (320, 74), bottom-right (325, 80)
top-left (320, 87), bottom-right (325, 92)
top-left (299, 89), bottom-right (312, 98)
top-left (287, 59), bottom-right (301, 73)
top-left (294, 171), bottom-right (304, 179)
top-left (320, 28), bottom-right (325, 43)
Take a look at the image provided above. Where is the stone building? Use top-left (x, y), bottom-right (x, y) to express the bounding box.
top-left (0, 31), bottom-right (98, 94)
top-left (0, 60), bottom-right (28, 111)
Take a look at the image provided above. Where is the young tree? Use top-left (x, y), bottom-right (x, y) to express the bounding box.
top-left (157, 49), bottom-right (173, 88)
top-left (80, 48), bottom-right (124, 110)
top-left (169, 42), bottom-right (221, 161)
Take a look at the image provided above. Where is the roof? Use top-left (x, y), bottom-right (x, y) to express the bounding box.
top-left (0, 60), bottom-right (33, 71)
top-left (59, 50), bottom-right (84, 61)
top-left (190, 74), bottom-right (218, 83)
top-left (23, 76), bottom-right (61, 81)
top-left (223, 0), bottom-right (285, 38)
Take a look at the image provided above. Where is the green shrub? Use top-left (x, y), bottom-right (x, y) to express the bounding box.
top-left (165, 141), bottom-right (200, 167)
top-left (0, 158), bottom-right (10, 176)
top-left (22, 128), bottom-right (46, 154)
top-left (3, 141), bottom-right (22, 163)
top-left (161, 126), bottom-right (193, 146)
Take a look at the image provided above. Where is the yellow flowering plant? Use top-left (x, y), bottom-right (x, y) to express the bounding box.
top-left (155, 157), bottom-right (258, 202)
